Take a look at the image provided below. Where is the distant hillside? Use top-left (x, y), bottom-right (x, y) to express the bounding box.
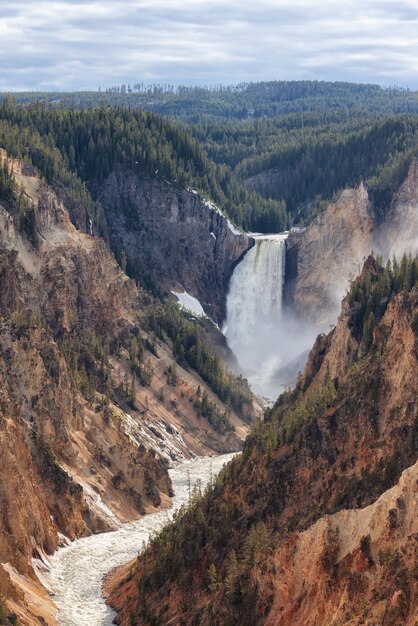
top-left (5, 80), bottom-right (418, 121)
top-left (190, 111), bottom-right (418, 222)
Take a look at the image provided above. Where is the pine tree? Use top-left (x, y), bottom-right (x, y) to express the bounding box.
top-left (129, 335), bottom-right (138, 369)
top-left (363, 311), bottom-right (376, 350)
top-left (208, 563), bottom-right (219, 593)
top-left (225, 550), bottom-right (239, 600)
top-left (129, 376), bottom-right (136, 408)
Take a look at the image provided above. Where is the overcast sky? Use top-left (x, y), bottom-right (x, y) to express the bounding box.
top-left (1, 0), bottom-right (418, 91)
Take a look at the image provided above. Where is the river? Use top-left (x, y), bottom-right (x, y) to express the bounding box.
top-left (46, 453), bottom-right (235, 625)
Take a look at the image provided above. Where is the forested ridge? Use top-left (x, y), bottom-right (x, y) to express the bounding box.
top-left (189, 113), bottom-right (418, 220)
top-left (269, 254), bottom-right (418, 443)
top-left (0, 99), bottom-right (289, 232)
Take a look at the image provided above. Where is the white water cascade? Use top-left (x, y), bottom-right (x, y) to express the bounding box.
top-left (45, 454), bottom-right (235, 626)
top-left (224, 233), bottom-right (292, 399)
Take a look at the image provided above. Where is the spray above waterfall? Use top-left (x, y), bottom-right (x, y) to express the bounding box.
top-left (223, 233), bottom-right (316, 399)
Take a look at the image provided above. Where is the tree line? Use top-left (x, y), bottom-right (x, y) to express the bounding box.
top-left (5, 80), bottom-right (418, 121)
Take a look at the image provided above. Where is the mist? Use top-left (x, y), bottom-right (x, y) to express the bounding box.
top-left (229, 312), bottom-right (319, 400)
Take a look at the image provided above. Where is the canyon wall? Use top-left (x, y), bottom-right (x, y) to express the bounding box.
top-left (108, 258), bottom-right (418, 626)
top-left (286, 160), bottom-right (418, 327)
top-left (285, 183), bottom-right (373, 325)
top-left (98, 174), bottom-right (254, 322)
top-left (0, 158), bottom-right (252, 624)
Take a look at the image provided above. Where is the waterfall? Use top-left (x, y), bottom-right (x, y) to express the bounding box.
top-left (223, 234), bottom-right (288, 398)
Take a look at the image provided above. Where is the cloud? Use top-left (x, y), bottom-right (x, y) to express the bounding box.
top-left (1, 0), bottom-right (418, 90)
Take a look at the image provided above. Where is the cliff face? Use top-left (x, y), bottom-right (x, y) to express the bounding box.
top-left (108, 259), bottom-right (418, 626)
top-left (0, 157), bottom-right (253, 624)
top-left (98, 173), bottom-right (254, 322)
top-left (384, 158), bottom-right (418, 258)
top-left (286, 160), bottom-right (418, 326)
top-left (285, 183), bottom-right (374, 325)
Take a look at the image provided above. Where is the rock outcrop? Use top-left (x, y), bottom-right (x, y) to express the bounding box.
top-left (285, 183), bottom-right (374, 326)
top-left (384, 158), bottom-right (418, 258)
top-left (97, 174), bottom-right (254, 322)
top-left (285, 160), bottom-right (418, 327)
top-left (262, 458), bottom-right (418, 626)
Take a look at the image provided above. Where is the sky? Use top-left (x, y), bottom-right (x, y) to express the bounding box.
top-left (1, 0), bottom-right (418, 91)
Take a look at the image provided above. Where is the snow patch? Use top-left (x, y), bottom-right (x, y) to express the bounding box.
top-left (121, 410), bottom-right (191, 464)
top-left (227, 220), bottom-right (242, 235)
top-left (171, 289), bottom-right (205, 318)
top-left (203, 198), bottom-right (221, 214)
top-left (186, 188), bottom-right (243, 235)
top-left (76, 479), bottom-right (122, 529)
top-left (202, 198), bottom-right (243, 235)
